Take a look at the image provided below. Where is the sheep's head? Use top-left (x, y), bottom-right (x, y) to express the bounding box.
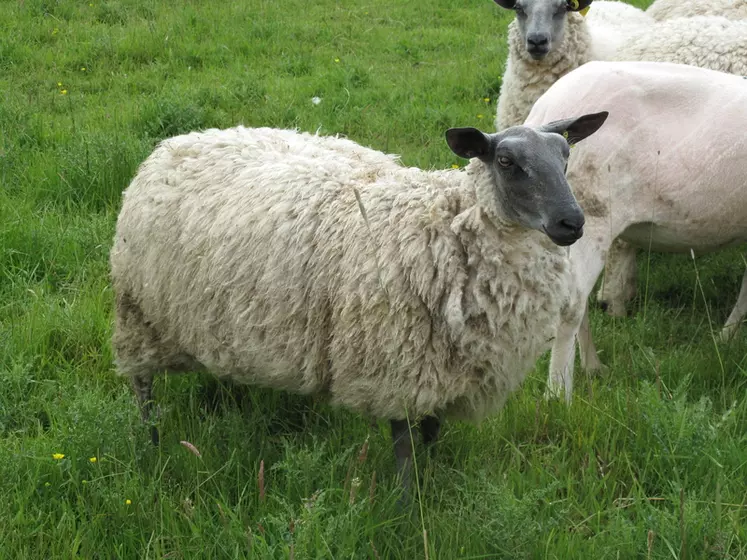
top-left (445, 111), bottom-right (608, 246)
top-left (494, 0), bottom-right (593, 60)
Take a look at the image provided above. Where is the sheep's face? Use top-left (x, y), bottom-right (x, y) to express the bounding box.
top-left (445, 111), bottom-right (609, 246)
top-left (494, 0), bottom-right (593, 61)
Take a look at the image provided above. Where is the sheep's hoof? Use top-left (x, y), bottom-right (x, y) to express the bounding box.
top-left (719, 324), bottom-right (739, 344)
top-left (543, 385), bottom-right (564, 402)
top-left (583, 361), bottom-right (609, 376)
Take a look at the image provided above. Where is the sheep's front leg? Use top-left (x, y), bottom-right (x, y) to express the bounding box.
top-left (596, 238), bottom-right (637, 317)
top-left (577, 304), bottom-right (606, 373)
top-left (721, 266), bottom-right (747, 342)
top-left (390, 419), bottom-right (415, 500)
top-left (547, 236), bottom-right (609, 403)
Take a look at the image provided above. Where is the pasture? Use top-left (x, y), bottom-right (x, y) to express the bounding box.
top-left (0, 0), bottom-right (745, 557)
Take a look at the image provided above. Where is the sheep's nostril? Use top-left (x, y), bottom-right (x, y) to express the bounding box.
top-left (559, 218), bottom-right (582, 235)
top-left (527, 34), bottom-right (550, 47)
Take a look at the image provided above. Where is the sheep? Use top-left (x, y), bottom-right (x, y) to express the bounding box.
top-left (594, 15), bottom-right (747, 320)
top-left (109, 114), bottom-right (609, 491)
top-left (646, 0), bottom-right (747, 21)
top-left (521, 60), bottom-right (747, 401)
top-left (493, 0), bottom-right (652, 130)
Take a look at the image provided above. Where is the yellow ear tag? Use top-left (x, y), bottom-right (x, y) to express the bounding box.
top-left (562, 130), bottom-right (576, 149)
top-left (579, 6), bottom-right (590, 16)
top-left (568, 0), bottom-right (580, 9)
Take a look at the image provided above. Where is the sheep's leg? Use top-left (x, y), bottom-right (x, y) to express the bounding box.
top-left (720, 266), bottom-right (747, 342)
top-left (132, 374), bottom-right (159, 446)
top-left (390, 419), bottom-right (415, 500)
top-left (596, 238), bottom-right (637, 317)
top-left (547, 238), bottom-right (609, 403)
top-left (419, 415), bottom-right (441, 450)
top-left (577, 303), bottom-right (606, 373)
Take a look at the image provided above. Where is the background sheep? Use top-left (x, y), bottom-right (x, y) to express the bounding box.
top-left (493, 0), bottom-right (653, 129)
top-left (110, 114), bottom-right (608, 489)
top-left (646, 0), bottom-right (747, 21)
top-left (595, 15), bottom-right (747, 320)
top-left (522, 60), bottom-right (747, 400)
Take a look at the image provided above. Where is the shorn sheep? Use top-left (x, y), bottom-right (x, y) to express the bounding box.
top-left (492, 0), bottom-right (747, 344)
top-left (595, 15), bottom-right (747, 319)
top-left (493, 0), bottom-right (652, 129)
top-left (522, 60), bottom-right (747, 401)
top-left (646, 0), bottom-right (747, 21)
top-left (110, 114), bottom-right (609, 491)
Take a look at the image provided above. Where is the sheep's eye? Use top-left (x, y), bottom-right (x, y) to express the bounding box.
top-left (498, 156), bottom-right (513, 168)
top-left (514, 6), bottom-right (526, 16)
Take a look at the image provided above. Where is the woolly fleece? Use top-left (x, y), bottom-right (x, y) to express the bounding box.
top-left (110, 127), bottom-right (577, 422)
top-left (646, 0), bottom-right (747, 21)
top-left (615, 16), bottom-right (747, 74)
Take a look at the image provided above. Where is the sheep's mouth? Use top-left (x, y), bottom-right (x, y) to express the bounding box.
top-left (527, 46), bottom-right (549, 60)
top-left (543, 226), bottom-right (583, 247)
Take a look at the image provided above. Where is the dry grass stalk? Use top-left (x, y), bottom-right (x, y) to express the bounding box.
top-left (258, 459), bottom-right (265, 503)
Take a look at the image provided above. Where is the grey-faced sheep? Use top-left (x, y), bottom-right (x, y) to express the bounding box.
top-left (110, 115), bottom-right (609, 492)
top-left (522, 60), bottom-right (747, 401)
top-left (493, 0), bottom-right (652, 130)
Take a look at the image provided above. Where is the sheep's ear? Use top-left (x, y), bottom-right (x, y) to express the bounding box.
top-left (493, 0), bottom-right (517, 8)
top-left (566, 0), bottom-right (593, 12)
top-left (539, 111), bottom-right (609, 146)
top-left (445, 128), bottom-right (492, 160)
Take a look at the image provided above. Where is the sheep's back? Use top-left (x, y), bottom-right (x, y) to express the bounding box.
top-left (525, 60), bottom-right (747, 244)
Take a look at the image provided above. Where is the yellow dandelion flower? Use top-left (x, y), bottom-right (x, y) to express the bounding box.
top-left (81, 67), bottom-right (86, 71)
top-left (89, 457), bottom-right (97, 463)
top-left (477, 114), bottom-right (484, 119)
top-left (451, 164), bottom-right (459, 169)
top-left (60, 90), bottom-right (68, 95)
top-left (52, 453), bottom-right (65, 460)
top-left (125, 499), bottom-right (132, 505)
top-left (57, 82), bottom-right (62, 87)
top-left (334, 58), bottom-right (340, 63)
top-left (483, 97), bottom-right (490, 102)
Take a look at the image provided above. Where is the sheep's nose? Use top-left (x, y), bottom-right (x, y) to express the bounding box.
top-left (558, 216), bottom-right (584, 237)
top-left (545, 214), bottom-right (585, 246)
top-left (527, 33), bottom-right (549, 48)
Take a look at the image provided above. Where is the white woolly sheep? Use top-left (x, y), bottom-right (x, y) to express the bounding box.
top-left (646, 0), bottom-right (747, 21)
top-left (493, 0), bottom-right (653, 130)
top-left (594, 15), bottom-right (747, 318)
top-left (110, 114), bottom-right (609, 490)
top-left (522, 60), bottom-right (747, 401)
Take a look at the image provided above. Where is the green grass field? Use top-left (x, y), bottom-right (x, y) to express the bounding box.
top-left (1, 0), bottom-right (746, 557)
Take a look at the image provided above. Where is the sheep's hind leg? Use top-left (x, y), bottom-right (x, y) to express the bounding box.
top-left (420, 415), bottom-right (441, 459)
top-left (419, 415), bottom-right (441, 448)
top-left (391, 419), bottom-right (415, 503)
top-left (132, 374), bottom-right (160, 446)
top-left (720, 267), bottom-right (747, 342)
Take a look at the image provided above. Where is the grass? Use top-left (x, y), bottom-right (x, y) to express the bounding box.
top-left (1, 0), bottom-right (745, 557)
